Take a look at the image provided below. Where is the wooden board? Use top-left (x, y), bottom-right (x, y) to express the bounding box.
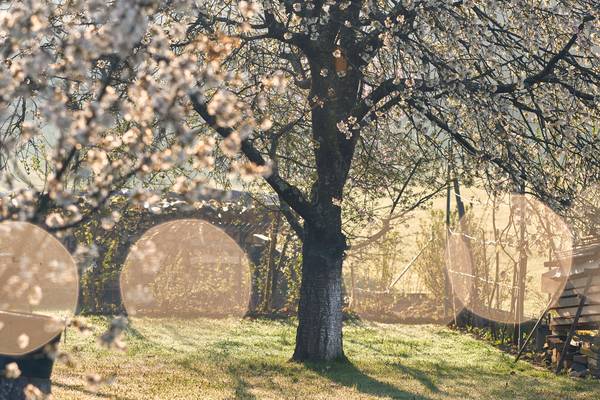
top-left (577, 335), bottom-right (600, 345)
top-left (554, 294), bottom-right (600, 308)
top-left (551, 314), bottom-right (600, 326)
top-left (546, 336), bottom-right (565, 349)
top-left (552, 324), bottom-right (600, 334)
top-left (555, 304), bottom-right (600, 318)
top-left (561, 287), bottom-right (600, 299)
top-left (564, 275), bottom-right (600, 291)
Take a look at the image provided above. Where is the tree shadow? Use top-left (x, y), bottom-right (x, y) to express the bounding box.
top-left (227, 366), bottom-right (257, 400)
top-left (125, 324), bottom-right (146, 341)
top-left (125, 322), bottom-right (204, 352)
top-left (305, 360), bottom-right (432, 400)
top-left (53, 381), bottom-right (137, 400)
top-left (172, 358), bottom-right (258, 400)
top-left (390, 362), bottom-right (440, 393)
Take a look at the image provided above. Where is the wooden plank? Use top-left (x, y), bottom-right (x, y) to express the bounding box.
top-left (547, 335), bottom-right (565, 343)
top-left (577, 334), bottom-right (600, 345)
top-left (546, 255), bottom-right (600, 270)
top-left (561, 286), bottom-right (600, 298)
top-left (565, 275), bottom-right (600, 291)
top-left (551, 323), bottom-right (600, 333)
top-left (555, 295), bottom-right (600, 308)
top-left (542, 269), bottom-right (566, 294)
top-left (555, 304), bottom-right (600, 318)
top-left (551, 314), bottom-right (600, 326)
top-left (555, 295), bottom-right (583, 308)
top-left (546, 338), bottom-right (565, 349)
top-left (542, 267), bottom-right (600, 294)
top-left (545, 240), bottom-right (600, 270)
top-left (556, 276), bottom-right (593, 374)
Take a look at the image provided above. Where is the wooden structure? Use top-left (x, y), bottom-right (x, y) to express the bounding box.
top-left (542, 238), bottom-right (600, 376)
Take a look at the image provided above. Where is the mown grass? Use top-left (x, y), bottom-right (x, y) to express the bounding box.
top-left (52, 317), bottom-right (597, 399)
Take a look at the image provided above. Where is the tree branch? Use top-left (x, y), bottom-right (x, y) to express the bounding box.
top-left (279, 197), bottom-right (305, 240)
top-left (189, 92), bottom-right (315, 222)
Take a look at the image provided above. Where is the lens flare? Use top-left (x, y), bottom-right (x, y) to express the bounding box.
top-left (446, 193), bottom-right (572, 325)
top-left (0, 221), bottom-right (78, 356)
top-left (120, 219), bottom-right (251, 321)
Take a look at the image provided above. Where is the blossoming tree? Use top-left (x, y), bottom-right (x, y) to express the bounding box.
top-left (1, 0), bottom-right (599, 363)
top-left (188, 0), bottom-right (599, 361)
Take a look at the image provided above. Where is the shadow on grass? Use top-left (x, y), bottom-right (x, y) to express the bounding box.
top-left (53, 381), bottom-right (136, 400)
top-left (125, 325), bottom-right (146, 341)
top-left (227, 366), bottom-right (257, 400)
top-left (391, 362), bottom-right (439, 393)
top-left (171, 358), bottom-right (258, 400)
top-left (305, 360), bottom-right (432, 400)
top-left (126, 322), bottom-right (207, 352)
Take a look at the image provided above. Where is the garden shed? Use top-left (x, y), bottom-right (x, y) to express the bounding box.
top-left (542, 238), bottom-right (600, 376)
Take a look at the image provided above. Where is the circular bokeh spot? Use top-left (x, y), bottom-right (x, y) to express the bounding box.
top-left (120, 219), bottom-right (251, 320)
top-left (0, 221), bottom-right (78, 356)
top-left (446, 193), bottom-right (573, 325)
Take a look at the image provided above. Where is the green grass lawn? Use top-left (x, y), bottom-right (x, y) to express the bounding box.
top-left (52, 317), bottom-right (597, 399)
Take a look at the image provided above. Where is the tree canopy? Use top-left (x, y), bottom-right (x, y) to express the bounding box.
top-left (1, 0), bottom-right (599, 361)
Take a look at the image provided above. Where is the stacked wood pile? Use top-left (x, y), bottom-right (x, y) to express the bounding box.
top-left (542, 238), bottom-right (600, 377)
top-left (577, 335), bottom-right (600, 377)
top-left (543, 334), bottom-right (600, 377)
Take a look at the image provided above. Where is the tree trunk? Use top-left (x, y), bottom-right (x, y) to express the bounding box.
top-left (293, 224), bottom-right (345, 362)
top-left (291, 47), bottom-right (359, 361)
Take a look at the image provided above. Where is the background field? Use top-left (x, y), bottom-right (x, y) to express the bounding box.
top-left (52, 317), bottom-right (597, 399)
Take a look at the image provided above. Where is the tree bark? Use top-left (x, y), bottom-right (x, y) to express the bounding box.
top-left (293, 223), bottom-right (346, 362)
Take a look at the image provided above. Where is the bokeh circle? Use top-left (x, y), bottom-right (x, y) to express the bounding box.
top-left (0, 221), bottom-right (78, 356)
top-left (446, 193), bottom-right (572, 325)
top-left (120, 219), bottom-right (251, 321)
